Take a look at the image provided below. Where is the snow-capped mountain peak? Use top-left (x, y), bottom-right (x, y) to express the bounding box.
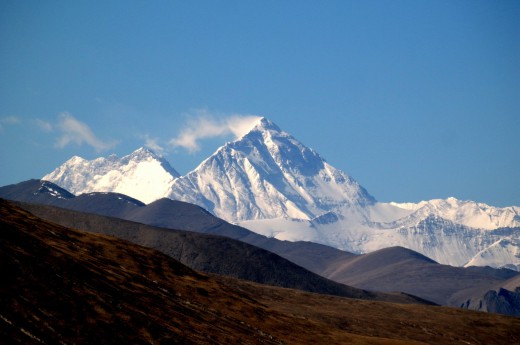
top-left (247, 116), bottom-right (281, 134)
top-left (123, 147), bottom-right (180, 177)
top-left (168, 118), bottom-right (375, 221)
top-left (43, 147), bottom-right (179, 204)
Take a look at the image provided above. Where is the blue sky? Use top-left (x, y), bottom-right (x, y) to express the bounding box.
top-left (1, 0), bottom-right (519, 206)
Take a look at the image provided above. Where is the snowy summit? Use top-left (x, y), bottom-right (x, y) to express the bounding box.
top-left (43, 147), bottom-right (179, 204)
top-left (168, 117), bottom-right (375, 221)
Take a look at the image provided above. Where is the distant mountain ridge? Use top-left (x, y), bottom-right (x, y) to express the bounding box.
top-left (40, 117), bottom-right (520, 270)
top-left (321, 246), bottom-right (519, 307)
top-left (390, 197), bottom-right (520, 230)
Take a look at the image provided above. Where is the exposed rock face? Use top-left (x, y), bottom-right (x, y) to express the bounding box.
top-left (462, 288), bottom-right (520, 317)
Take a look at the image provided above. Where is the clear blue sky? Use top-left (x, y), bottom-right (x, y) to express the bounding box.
top-left (1, 0), bottom-right (519, 207)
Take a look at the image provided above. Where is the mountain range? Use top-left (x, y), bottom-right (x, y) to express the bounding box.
top-left (2, 179), bottom-right (520, 316)
top-left (41, 117), bottom-right (520, 270)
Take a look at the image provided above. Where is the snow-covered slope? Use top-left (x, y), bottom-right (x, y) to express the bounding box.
top-left (168, 117), bottom-right (375, 221)
top-left (238, 212), bottom-right (520, 268)
top-left (390, 198), bottom-right (520, 230)
top-left (465, 237), bottom-right (520, 271)
top-left (43, 147), bottom-right (179, 203)
top-left (239, 203), bottom-right (520, 269)
top-left (238, 195), bottom-right (520, 268)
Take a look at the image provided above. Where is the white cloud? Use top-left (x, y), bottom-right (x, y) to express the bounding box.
top-left (35, 119), bottom-right (53, 132)
top-left (55, 112), bottom-right (116, 152)
top-left (169, 111), bottom-right (262, 153)
top-left (143, 135), bottom-right (165, 155)
top-left (0, 116), bottom-right (21, 131)
top-left (1, 116), bottom-right (21, 124)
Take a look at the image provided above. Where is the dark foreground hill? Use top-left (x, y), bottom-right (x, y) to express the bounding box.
top-left (13, 200), bottom-right (425, 304)
top-left (2, 199), bottom-right (520, 344)
top-left (0, 179), bottom-right (356, 274)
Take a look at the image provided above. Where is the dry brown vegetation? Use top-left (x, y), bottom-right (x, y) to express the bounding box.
top-left (15, 200), bottom-right (429, 305)
top-left (1, 199), bottom-right (519, 344)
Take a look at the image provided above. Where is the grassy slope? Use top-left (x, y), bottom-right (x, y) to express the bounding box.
top-left (1, 199), bottom-right (519, 345)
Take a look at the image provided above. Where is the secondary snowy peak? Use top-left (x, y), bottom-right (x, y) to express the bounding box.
top-left (43, 147), bottom-right (179, 204)
top-left (390, 197), bottom-right (520, 230)
top-left (168, 117), bottom-right (375, 222)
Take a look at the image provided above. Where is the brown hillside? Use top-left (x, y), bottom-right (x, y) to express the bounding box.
top-left (1, 199), bottom-right (519, 344)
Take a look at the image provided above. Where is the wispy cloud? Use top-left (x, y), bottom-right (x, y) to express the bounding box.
top-left (0, 116), bottom-right (21, 131)
top-left (169, 111), bottom-right (261, 153)
top-left (34, 119), bottom-right (53, 132)
top-left (1, 116), bottom-right (21, 124)
top-left (55, 112), bottom-right (116, 152)
top-left (143, 135), bottom-right (165, 155)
